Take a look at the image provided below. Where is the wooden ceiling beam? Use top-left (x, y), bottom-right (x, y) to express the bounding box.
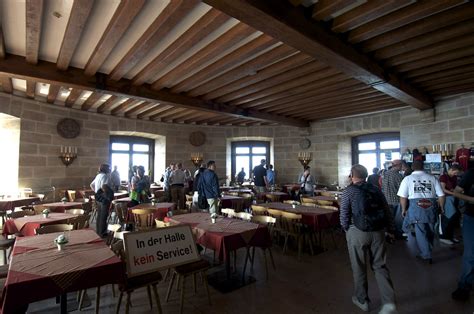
top-left (424, 76), bottom-right (474, 92)
top-left (65, 89), bottom-right (83, 107)
top-left (137, 105), bottom-right (172, 120)
top-left (362, 3), bottom-right (474, 52)
top-left (347, 0), bottom-right (466, 43)
top-left (404, 56), bottom-right (474, 79)
top-left (149, 107), bottom-right (183, 121)
top-left (26, 80), bottom-right (35, 98)
top-left (84, 0), bottom-right (146, 76)
top-left (47, 84), bottom-right (60, 103)
top-left (312, 102), bottom-right (403, 121)
top-left (186, 44), bottom-right (297, 97)
top-left (312, 0), bottom-right (359, 21)
top-left (132, 8), bottom-right (229, 86)
top-left (25, 0), bottom-right (44, 64)
top-left (110, 0), bottom-right (199, 81)
top-left (0, 54), bottom-right (308, 127)
top-left (153, 107), bottom-right (186, 120)
top-left (331, 0), bottom-right (414, 33)
top-left (432, 83), bottom-right (474, 98)
top-left (124, 101), bottom-right (152, 117)
top-left (411, 65), bottom-right (474, 84)
top-left (57, 0), bottom-right (94, 70)
top-left (169, 34), bottom-right (278, 93)
top-left (152, 23), bottom-right (256, 90)
top-left (96, 95), bottom-right (120, 113)
top-left (204, 0), bottom-right (433, 110)
top-left (0, 77), bottom-right (12, 93)
top-left (81, 92), bottom-right (104, 111)
top-left (203, 52), bottom-right (313, 101)
top-left (111, 99), bottom-right (138, 116)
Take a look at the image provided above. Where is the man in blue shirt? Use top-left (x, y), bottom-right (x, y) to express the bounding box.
top-left (266, 164), bottom-right (275, 186)
top-left (198, 160), bottom-right (220, 215)
top-left (253, 159), bottom-right (268, 193)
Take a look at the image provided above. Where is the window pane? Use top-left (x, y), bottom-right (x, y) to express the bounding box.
top-left (236, 147), bottom-right (250, 154)
top-left (133, 154), bottom-right (149, 175)
top-left (380, 152), bottom-right (401, 168)
top-left (358, 142), bottom-right (376, 150)
top-left (111, 153), bottom-right (129, 183)
top-left (252, 147), bottom-right (266, 154)
top-left (358, 153), bottom-right (377, 171)
top-left (252, 155), bottom-right (266, 172)
top-left (111, 143), bottom-right (129, 151)
top-left (380, 140), bottom-right (400, 149)
top-left (235, 156), bottom-right (249, 180)
top-left (133, 144), bottom-right (149, 152)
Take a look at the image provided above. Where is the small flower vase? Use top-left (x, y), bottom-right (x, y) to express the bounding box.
top-left (57, 243), bottom-right (65, 251)
top-left (292, 204), bottom-right (296, 209)
top-left (211, 217), bottom-right (216, 224)
top-left (43, 213), bottom-right (49, 218)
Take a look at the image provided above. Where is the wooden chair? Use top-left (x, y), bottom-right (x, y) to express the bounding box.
top-left (321, 191), bottom-right (335, 197)
top-left (251, 205), bottom-right (267, 216)
top-left (301, 202), bottom-right (317, 207)
top-left (71, 212), bottom-right (91, 230)
top-left (233, 212), bottom-right (253, 221)
top-left (301, 197), bottom-right (317, 204)
top-left (35, 224), bottom-right (74, 235)
top-left (81, 201), bottom-right (93, 213)
top-left (9, 210), bottom-right (35, 219)
top-left (0, 238), bottom-right (15, 266)
top-left (131, 208), bottom-right (155, 230)
top-left (316, 199), bottom-right (334, 206)
top-left (283, 200), bottom-right (300, 205)
top-left (185, 194), bottom-right (193, 211)
top-left (265, 193), bottom-right (280, 203)
top-left (67, 190), bottom-right (77, 202)
top-left (65, 209), bottom-right (85, 215)
top-left (165, 259), bottom-right (211, 314)
top-left (267, 209), bottom-right (284, 240)
top-left (240, 193), bottom-right (254, 211)
top-left (281, 212), bottom-right (307, 261)
top-left (318, 205), bottom-right (339, 211)
top-left (112, 201), bottom-right (128, 224)
top-left (221, 208), bottom-right (235, 217)
top-left (248, 216), bottom-right (276, 280)
top-left (155, 219), bottom-right (170, 228)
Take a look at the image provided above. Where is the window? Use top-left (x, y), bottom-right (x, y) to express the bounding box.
top-left (231, 141), bottom-right (270, 182)
top-left (352, 133), bottom-right (400, 171)
top-left (110, 136), bottom-right (155, 183)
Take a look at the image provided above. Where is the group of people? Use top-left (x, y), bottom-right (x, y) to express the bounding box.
top-left (235, 159), bottom-right (275, 191)
top-left (162, 162), bottom-right (193, 209)
top-left (340, 159), bottom-right (474, 314)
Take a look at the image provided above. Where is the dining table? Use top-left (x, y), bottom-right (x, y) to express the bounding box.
top-left (2, 213), bottom-right (79, 237)
top-left (38, 201), bottom-right (84, 213)
top-left (220, 195), bottom-right (244, 211)
top-left (0, 196), bottom-right (41, 212)
top-left (168, 213), bottom-right (271, 279)
top-left (264, 191), bottom-right (290, 202)
top-left (1, 229), bottom-right (125, 314)
top-left (128, 202), bottom-right (175, 221)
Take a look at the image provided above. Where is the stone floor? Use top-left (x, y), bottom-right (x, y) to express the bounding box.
top-left (26, 232), bottom-right (473, 314)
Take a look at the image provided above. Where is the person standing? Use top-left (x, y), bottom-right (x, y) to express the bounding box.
top-left (266, 164), bottom-right (275, 186)
top-left (398, 160), bottom-right (445, 264)
top-left (368, 167), bottom-right (380, 188)
top-left (110, 165), bottom-right (121, 192)
top-left (252, 159), bottom-right (268, 193)
top-left (198, 161), bottom-right (220, 215)
top-left (299, 166), bottom-right (315, 196)
top-left (236, 167), bottom-right (246, 185)
top-left (340, 164), bottom-right (397, 314)
top-left (130, 165), bottom-right (151, 205)
top-left (163, 163), bottom-right (175, 202)
top-left (193, 163), bottom-right (208, 210)
top-left (451, 168), bottom-right (474, 301)
top-left (90, 164), bottom-right (113, 238)
top-left (170, 163), bottom-right (186, 210)
top-left (439, 164), bottom-right (463, 245)
top-left (382, 160), bottom-right (404, 238)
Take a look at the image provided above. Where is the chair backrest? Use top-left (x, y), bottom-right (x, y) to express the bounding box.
top-left (35, 224), bottom-right (74, 234)
top-left (228, 192), bottom-right (239, 196)
top-left (251, 215), bottom-right (276, 225)
top-left (281, 212), bottom-right (302, 234)
top-left (301, 197), bottom-right (316, 204)
top-left (67, 190), bottom-right (76, 202)
top-left (70, 212), bottom-right (91, 229)
top-left (112, 201), bottom-right (128, 224)
top-left (106, 224), bottom-right (122, 245)
top-left (233, 212), bottom-right (253, 221)
top-left (221, 208), bottom-right (235, 217)
top-left (301, 202), bottom-right (317, 207)
top-left (320, 191), bottom-right (335, 197)
top-left (318, 205), bottom-right (339, 211)
top-left (155, 219), bottom-right (170, 228)
top-left (265, 193), bottom-right (280, 202)
top-left (267, 208), bottom-right (283, 218)
top-left (251, 205), bottom-right (267, 216)
top-left (131, 208), bottom-right (155, 229)
top-left (65, 209), bottom-right (85, 215)
top-left (30, 193), bottom-right (45, 201)
top-left (283, 200), bottom-right (300, 205)
top-left (9, 210), bottom-right (35, 219)
top-left (316, 200), bottom-right (334, 206)
top-left (81, 201), bottom-right (93, 213)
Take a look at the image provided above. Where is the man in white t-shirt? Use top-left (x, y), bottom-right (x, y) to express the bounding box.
top-left (397, 160), bottom-right (445, 263)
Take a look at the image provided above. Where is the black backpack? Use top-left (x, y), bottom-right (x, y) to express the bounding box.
top-left (352, 183), bottom-right (387, 231)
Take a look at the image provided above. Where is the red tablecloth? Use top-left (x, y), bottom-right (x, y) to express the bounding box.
top-left (228, 189), bottom-right (253, 194)
top-left (2, 213), bottom-right (79, 237)
top-left (220, 195), bottom-right (244, 210)
top-left (40, 202), bottom-right (84, 213)
top-left (128, 202), bottom-right (175, 221)
top-left (0, 197), bottom-right (41, 212)
top-left (169, 213), bottom-right (271, 261)
top-left (1, 229), bottom-right (124, 314)
top-left (260, 202), bottom-right (339, 231)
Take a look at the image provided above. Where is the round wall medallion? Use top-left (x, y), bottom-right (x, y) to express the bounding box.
top-left (189, 131), bottom-right (206, 147)
top-left (299, 138), bottom-right (311, 149)
top-left (57, 118), bottom-right (81, 139)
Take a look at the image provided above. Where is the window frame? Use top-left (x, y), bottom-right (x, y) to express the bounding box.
top-left (351, 132), bottom-right (400, 170)
top-left (109, 136), bottom-right (155, 181)
top-left (231, 141), bottom-right (270, 183)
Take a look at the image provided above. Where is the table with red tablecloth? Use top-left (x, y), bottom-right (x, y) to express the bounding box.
top-left (169, 213), bottom-right (271, 277)
top-left (128, 202), bottom-right (175, 221)
top-left (220, 195), bottom-right (244, 211)
top-left (1, 229), bottom-right (124, 314)
top-left (282, 184), bottom-right (300, 193)
top-left (260, 202), bottom-right (339, 231)
top-left (2, 213), bottom-right (79, 237)
top-left (228, 189), bottom-right (253, 194)
top-left (39, 202), bottom-right (84, 213)
top-left (0, 197), bottom-right (41, 212)
top-left (264, 191), bottom-right (290, 202)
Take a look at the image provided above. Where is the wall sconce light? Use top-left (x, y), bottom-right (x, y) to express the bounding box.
top-left (298, 152), bottom-right (312, 169)
top-left (190, 153), bottom-right (203, 168)
top-left (59, 146), bottom-right (77, 167)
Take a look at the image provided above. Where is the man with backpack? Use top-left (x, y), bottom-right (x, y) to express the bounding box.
top-left (340, 164), bottom-right (397, 314)
top-left (398, 160), bottom-right (445, 264)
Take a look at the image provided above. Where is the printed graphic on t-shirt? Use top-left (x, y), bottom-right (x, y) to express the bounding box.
top-left (412, 180), bottom-right (433, 198)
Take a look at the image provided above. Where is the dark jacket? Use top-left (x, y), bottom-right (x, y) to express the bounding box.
top-left (198, 169), bottom-right (220, 199)
top-left (95, 186), bottom-right (114, 206)
top-left (193, 167), bottom-right (206, 193)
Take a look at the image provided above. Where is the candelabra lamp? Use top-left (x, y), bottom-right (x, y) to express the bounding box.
top-left (190, 153), bottom-right (203, 168)
top-left (59, 146), bottom-right (77, 167)
top-left (298, 152), bottom-right (312, 169)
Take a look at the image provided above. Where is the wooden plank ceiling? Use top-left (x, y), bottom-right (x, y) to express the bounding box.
top-left (0, 0), bottom-right (472, 126)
